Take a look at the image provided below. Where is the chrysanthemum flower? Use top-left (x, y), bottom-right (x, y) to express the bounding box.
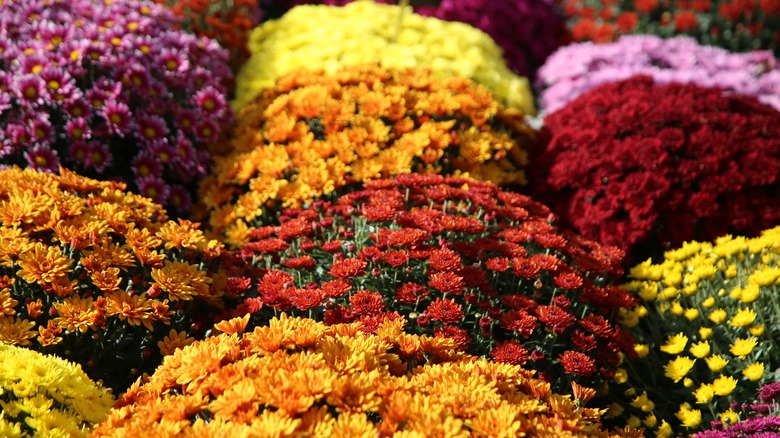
top-left (199, 65), bottom-right (535, 237)
top-left (91, 315), bottom-right (632, 437)
top-left (0, 0), bottom-right (233, 214)
top-left (219, 173), bottom-right (635, 394)
top-left (0, 167), bottom-right (227, 392)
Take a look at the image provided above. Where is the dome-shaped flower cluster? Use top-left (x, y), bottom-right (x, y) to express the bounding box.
top-left (233, 1), bottom-right (535, 114)
top-left (221, 173), bottom-right (637, 393)
top-left (200, 65), bottom-right (535, 240)
top-left (0, 167), bottom-right (228, 391)
top-left (0, 0), bottom-right (233, 213)
top-left (91, 315), bottom-right (630, 437)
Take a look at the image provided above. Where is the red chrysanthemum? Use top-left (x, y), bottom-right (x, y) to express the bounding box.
top-left (558, 350), bottom-right (597, 376)
top-left (433, 325), bottom-right (472, 351)
top-left (383, 250), bottom-right (409, 268)
top-left (490, 340), bottom-right (531, 365)
top-left (284, 255), bottom-right (316, 270)
top-left (427, 249), bottom-right (462, 272)
top-left (500, 309), bottom-right (539, 338)
top-left (321, 280), bottom-right (352, 298)
top-left (290, 287), bottom-right (323, 311)
top-left (428, 271), bottom-right (466, 295)
top-left (329, 258), bottom-right (368, 279)
top-left (535, 305), bottom-right (575, 334)
top-left (395, 282), bottom-right (428, 304)
top-left (426, 298), bottom-right (464, 324)
top-left (349, 290), bottom-right (385, 316)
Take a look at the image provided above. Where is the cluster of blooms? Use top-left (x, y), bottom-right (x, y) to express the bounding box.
top-left (0, 167), bottom-right (228, 391)
top-left (92, 315), bottom-right (636, 437)
top-left (153, 0), bottom-right (263, 71)
top-left (0, 343), bottom-right (114, 437)
top-left (557, 0), bottom-right (780, 55)
top-left (613, 227), bottom-right (780, 435)
top-left (264, 0), bottom-right (567, 79)
top-left (695, 382), bottom-right (780, 437)
top-left (527, 76), bottom-right (780, 262)
top-left (220, 173), bottom-right (638, 395)
top-left (233, 1), bottom-right (535, 114)
top-left (537, 35), bottom-right (780, 113)
top-left (199, 65), bottom-right (534, 239)
top-left (0, 0), bottom-right (233, 213)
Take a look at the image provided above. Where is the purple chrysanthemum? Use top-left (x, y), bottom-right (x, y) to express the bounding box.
top-left (0, 0), bottom-right (233, 214)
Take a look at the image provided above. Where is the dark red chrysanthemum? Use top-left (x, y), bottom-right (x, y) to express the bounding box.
top-left (321, 279), bottom-right (352, 298)
top-left (426, 298), bottom-right (464, 324)
top-left (244, 238), bottom-right (289, 253)
top-left (349, 290), bottom-right (385, 315)
top-left (320, 240), bottom-right (344, 253)
top-left (383, 249), bottom-right (409, 267)
top-left (490, 340), bottom-right (530, 365)
top-left (395, 282), bottom-right (428, 304)
top-left (558, 350), bottom-right (597, 376)
top-left (290, 287), bottom-right (323, 311)
top-left (485, 257), bottom-right (510, 272)
top-left (512, 257), bottom-right (540, 279)
top-left (535, 305), bottom-right (575, 334)
top-left (275, 217), bottom-right (312, 240)
top-left (500, 309), bottom-right (539, 337)
top-left (433, 325), bottom-right (471, 351)
top-left (428, 248), bottom-right (462, 271)
top-left (329, 258), bottom-right (368, 279)
top-left (284, 255), bottom-right (316, 270)
top-left (553, 271), bottom-right (583, 290)
top-left (428, 271), bottom-right (466, 295)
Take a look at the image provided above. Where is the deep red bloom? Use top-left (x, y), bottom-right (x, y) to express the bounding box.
top-left (426, 298), bottom-right (464, 324)
top-left (383, 249), bottom-right (409, 267)
top-left (579, 315), bottom-right (615, 339)
top-left (485, 257), bottom-right (510, 272)
top-left (329, 258), bottom-right (368, 279)
top-left (323, 305), bottom-right (356, 325)
top-left (275, 217), bottom-right (312, 240)
top-left (490, 341), bottom-right (530, 365)
top-left (321, 279), bottom-right (352, 298)
top-left (321, 240), bottom-right (343, 253)
top-left (512, 257), bottom-right (540, 279)
top-left (290, 287), bottom-right (323, 311)
top-left (571, 329), bottom-right (597, 352)
top-left (357, 246), bottom-right (383, 263)
top-left (284, 255), bottom-right (316, 270)
top-left (349, 290), bottom-right (385, 315)
top-left (395, 282), bottom-right (428, 304)
top-left (500, 309), bottom-right (539, 337)
top-left (258, 270), bottom-right (294, 294)
top-left (428, 271), bottom-right (466, 294)
top-left (535, 305), bottom-right (575, 334)
top-left (553, 271), bottom-right (584, 290)
top-left (378, 228), bottom-right (430, 248)
top-left (428, 248), bottom-right (462, 271)
top-left (244, 238), bottom-right (289, 254)
top-left (558, 351), bottom-right (597, 376)
top-left (226, 276), bottom-right (252, 294)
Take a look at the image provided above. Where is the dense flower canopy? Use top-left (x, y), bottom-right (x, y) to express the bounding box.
top-left (219, 173), bottom-right (637, 394)
top-left (0, 0), bottom-right (233, 213)
top-left (199, 65), bottom-right (535, 238)
top-left (0, 167), bottom-right (227, 391)
top-left (538, 35), bottom-right (780, 113)
top-left (92, 315), bottom-right (636, 437)
top-left (528, 76), bottom-right (780, 261)
top-left (0, 343), bottom-right (114, 438)
top-left (614, 226), bottom-right (780, 434)
top-left (233, 1), bottom-right (535, 113)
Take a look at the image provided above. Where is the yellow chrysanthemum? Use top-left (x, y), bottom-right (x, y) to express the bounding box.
top-left (712, 375), bottom-right (738, 396)
top-left (660, 333), bottom-right (688, 354)
top-left (676, 403), bottom-right (701, 428)
top-left (709, 308), bottom-right (727, 324)
top-left (235, 2), bottom-right (535, 114)
top-left (729, 308), bottom-right (757, 327)
top-left (705, 355), bottom-right (729, 373)
top-left (689, 341), bottom-right (710, 359)
top-left (742, 362), bottom-right (765, 381)
top-left (729, 337), bottom-right (758, 359)
top-left (664, 356), bottom-right (696, 383)
top-left (693, 384), bottom-right (715, 404)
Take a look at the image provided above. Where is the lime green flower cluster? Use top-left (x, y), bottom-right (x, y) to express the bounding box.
top-left (612, 226), bottom-right (780, 436)
top-left (0, 344), bottom-right (114, 437)
top-left (233, 1), bottom-right (535, 114)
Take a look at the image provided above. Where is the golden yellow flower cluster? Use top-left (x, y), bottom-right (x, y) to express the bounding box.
top-left (0, 343), bottom-right (114, 438)
top-left (613, 226), bottom-right (780, 435)
top-left (233, 1), bottom-right (535, 114)
top-left (0, 167), bottom-right (227, 391)
top-left (199, 65), bottom-right (534, 242)
top-left (93, 315), bottom-right (634, 437)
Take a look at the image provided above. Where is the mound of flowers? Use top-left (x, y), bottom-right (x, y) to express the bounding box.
top-left (0, 167), bottom-right (227, 392)
top-left (153, 0), bottom-right (262, 72)
top-left (537, 35), bottom-right (780, 113)
top-left (259, 0), bottom-right (567, 79)
top-left (219, 173), bottom-right (637, 395)
top-left (557, 0), bottom-right (780, 55)
top-left (0, 0), bottom-right (233, 213)
top-left (695, 382), bottom-right (780, 437)
top-left (0, 343), bottom-right (114, 437)
top-left (527, 76), bottom-right (780, 261)
top-left (612, 227), bottom-right (780, 435)
top-left (91, 315), bottom-right (634, 437)
top-left (199, 65), bottom-right (535, 241)
top-left (232, 1), bottom-right (535, 114)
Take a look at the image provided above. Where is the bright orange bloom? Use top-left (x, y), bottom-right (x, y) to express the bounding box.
top-left (16, 242), bottom-right (73, 286)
